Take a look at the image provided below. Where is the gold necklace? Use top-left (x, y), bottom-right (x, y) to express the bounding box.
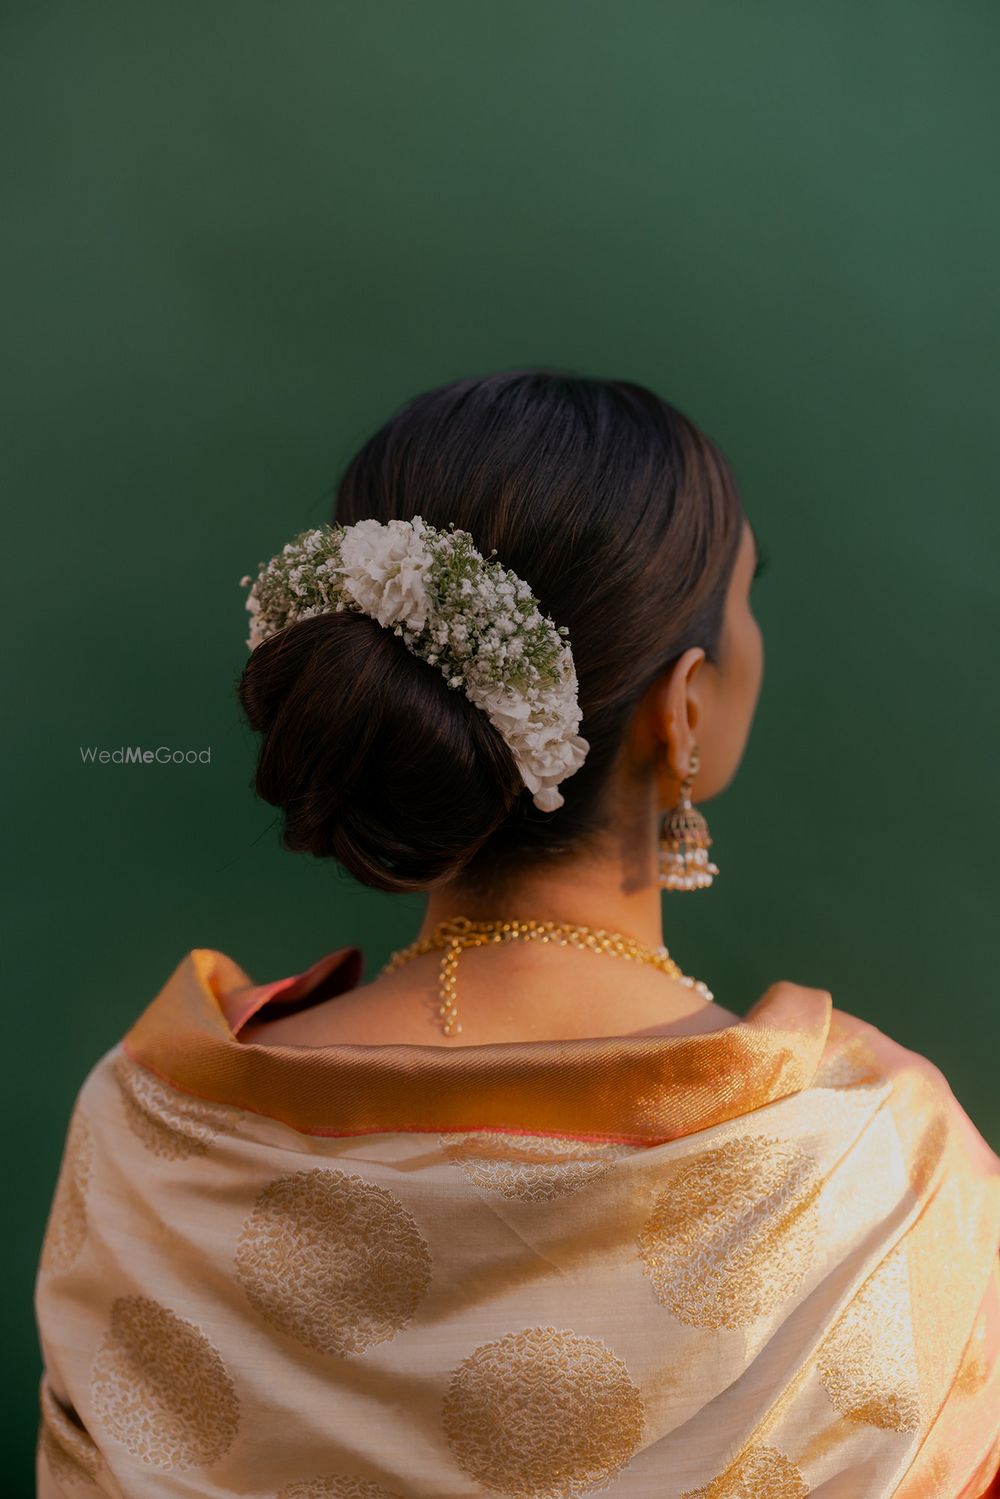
top-left (380, 915), bottom-right (714, 1037)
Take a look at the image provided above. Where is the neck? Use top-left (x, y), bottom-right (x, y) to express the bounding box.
top-left (420, 846), bottom-right (666, 951)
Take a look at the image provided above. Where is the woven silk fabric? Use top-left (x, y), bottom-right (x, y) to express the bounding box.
top-left (35, 947), bottom-right (1000, 1497)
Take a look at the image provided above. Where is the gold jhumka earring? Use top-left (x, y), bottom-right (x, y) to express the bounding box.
top-left (658, 742), bottom-right (720, 891)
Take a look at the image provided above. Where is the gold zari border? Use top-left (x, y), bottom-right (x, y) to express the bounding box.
top-left (122, 947), bottom-right (833, 1143)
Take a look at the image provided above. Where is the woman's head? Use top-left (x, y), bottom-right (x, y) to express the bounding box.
top-left (238, 369), bottom-right (761, 893)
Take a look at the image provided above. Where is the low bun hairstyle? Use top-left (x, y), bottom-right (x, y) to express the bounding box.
top-left (238, 369), bottom-right (746, 893)
top-left (239, 610), bottom-right (522, 890)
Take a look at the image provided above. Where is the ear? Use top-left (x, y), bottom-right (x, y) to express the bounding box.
top-left (641, 647), bottom-right (706, 782)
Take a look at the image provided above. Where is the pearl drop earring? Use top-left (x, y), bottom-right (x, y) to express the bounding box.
top-left (658, 743), bottom-right (720, 891)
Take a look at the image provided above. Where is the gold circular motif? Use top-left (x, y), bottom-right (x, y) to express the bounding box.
top-left (235, 1169), bottom-right (432, 1356)
top-left (442, 1324), bottom-right (645, 1497)
top-left (439, 1131), bottom-right (635, 1201)
top-left (818, 1245), bottom-right (921, 1432)
top-left (681, 1444), bottom-right (809, 1498)
top-left (40, 1106), bottom-right (92, 1274)
top-left (638, 1136), bottom-right (820, 1329)
top-left (39, 1377), bottom-right (101, 1488)
top-left (114, 1054), bottom-right (237, 1160)
top-left (277, 1478), bottom-right (405, 1499)
top-left (91, 1295), bottom-right (240, 1468)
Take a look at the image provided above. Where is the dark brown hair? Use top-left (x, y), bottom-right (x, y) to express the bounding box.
top-left (238, 369), bottom-right (745, 892)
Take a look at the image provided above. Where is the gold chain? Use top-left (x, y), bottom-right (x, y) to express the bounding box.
top-left (380, 915), bottom-right (714, 1037)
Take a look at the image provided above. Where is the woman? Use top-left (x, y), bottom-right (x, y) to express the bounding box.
top-left (36, 371), bottom-right (1000, 1497)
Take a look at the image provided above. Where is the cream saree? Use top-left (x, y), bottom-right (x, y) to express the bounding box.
top-left (35, 945), bottom-right (1000, 1498)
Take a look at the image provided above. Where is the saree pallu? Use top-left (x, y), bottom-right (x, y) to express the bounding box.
top-left (35, 947), bottom-right (1000, 1498)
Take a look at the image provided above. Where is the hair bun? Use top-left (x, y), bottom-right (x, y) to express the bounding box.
top-left (238, 611), bottom-right (522, 892)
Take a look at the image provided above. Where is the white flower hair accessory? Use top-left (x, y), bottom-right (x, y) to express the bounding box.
top-left (240, 515), bottom-right (590, 811)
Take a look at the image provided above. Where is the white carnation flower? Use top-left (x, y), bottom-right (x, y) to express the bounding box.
top-left (338, 517), bottom-right (433, 631)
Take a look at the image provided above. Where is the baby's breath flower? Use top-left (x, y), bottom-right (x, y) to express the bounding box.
top-left (240, 515), bottom-right (589, 810)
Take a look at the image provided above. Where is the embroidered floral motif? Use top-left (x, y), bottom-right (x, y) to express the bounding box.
top-left (277, 1477), bottom-right (405, 1498)
top-left (90, 1296), bottom-right (240, 1469)
top-left (439, 1130), bottom-right (636, 1201)
top-left (638, 1135), bottom-right (820, 1329)
top-left (114, 1054), bottom-right (237, 1160)
top-left (39, 1106), bottom-right (92, 1274)
top-left (681, 1444), bottom-right (809, 1498)
top-left (818, 1243), bottom-right (922, 1433)
top-left (234, 1169), bottom-right (432, 1356)
top-left (442, 1325), bottom-right (645, 1497)
top-left (38, 1377), bottom-right (101, 1489)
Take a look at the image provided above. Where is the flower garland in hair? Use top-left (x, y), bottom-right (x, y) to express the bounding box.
top-left (240, 516), bottom-right (590, 811)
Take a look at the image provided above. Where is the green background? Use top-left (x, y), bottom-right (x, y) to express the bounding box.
top-left (4, 1), bottom-right (997, 1484)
